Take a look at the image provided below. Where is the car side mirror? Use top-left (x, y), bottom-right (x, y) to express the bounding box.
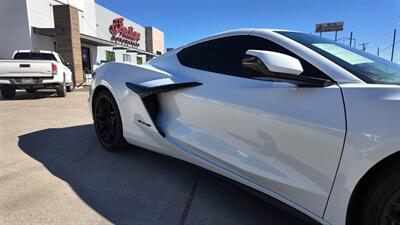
top-left (242, 50), bottom-right (333, 87)
top-left (243, 50), bottom-right (303, 75)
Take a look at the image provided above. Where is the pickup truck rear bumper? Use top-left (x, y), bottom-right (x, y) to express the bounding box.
top-left (0, 76), bottom-right (63, 89)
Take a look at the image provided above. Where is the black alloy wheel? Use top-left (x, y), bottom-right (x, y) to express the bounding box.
top-left (380, 189), bottom-right (400, 225)
top-left (360, 163), bottom-right (400, 225)
top-left (93, 90), bottom-right (127, 151)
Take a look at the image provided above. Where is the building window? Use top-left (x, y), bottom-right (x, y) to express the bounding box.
top-left (106, 51), bottom-right (115, 61)
top-left (137, 56), bottom-right (143, 65)
top-left (123, 54), bottom-right (131, 62)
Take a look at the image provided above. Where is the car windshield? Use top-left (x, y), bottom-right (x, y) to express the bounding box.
top-left (278, 31), bottom-right (400, 85)
top-left (14, 52), bottom-right (56, 61)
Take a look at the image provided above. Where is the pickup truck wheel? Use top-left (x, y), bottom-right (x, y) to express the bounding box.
top-left (93, 90), bottom-right (127, 151)
top-left (66, 83), bottom-right (74, 92)
top-left (56, 83), bottom-right (66, 97)
top-left (25, 88), bottom-right (37, 94)
top-left (360, 164), bottom-right (400, 225)
top-left (1, 85), bottom-right (16, 99)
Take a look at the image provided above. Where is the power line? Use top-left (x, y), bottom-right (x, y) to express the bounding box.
top-left (379, 40), bottom-right (400, 52)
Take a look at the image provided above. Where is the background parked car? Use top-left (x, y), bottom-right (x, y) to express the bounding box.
top-left (0, 50), bottom-right (74, 98)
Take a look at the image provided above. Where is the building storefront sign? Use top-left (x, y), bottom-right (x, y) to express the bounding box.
top-left (109, 17), bottom-right (141, 47)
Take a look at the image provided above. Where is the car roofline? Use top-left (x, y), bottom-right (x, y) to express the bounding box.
top-left (171, 28), bottom-right (303, 53)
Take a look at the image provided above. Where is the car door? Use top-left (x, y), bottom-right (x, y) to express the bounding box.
top-left (158, 35), bottom-right (346, 216)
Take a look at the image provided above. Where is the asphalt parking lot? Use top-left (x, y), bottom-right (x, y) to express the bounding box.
top-left (0, 90), bottom-right (312, 225)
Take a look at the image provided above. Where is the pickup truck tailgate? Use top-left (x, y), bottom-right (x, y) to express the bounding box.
top-left (0, 60), bottom-right (53, 78)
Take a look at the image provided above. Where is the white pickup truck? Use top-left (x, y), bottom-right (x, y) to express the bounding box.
top-left (0, 50), bottom-right (74, 99)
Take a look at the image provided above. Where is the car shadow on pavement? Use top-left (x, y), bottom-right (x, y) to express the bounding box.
top-left (0, 90), bottom-right (58, 100)
top-left (18, 124), bottom-right (312, 225)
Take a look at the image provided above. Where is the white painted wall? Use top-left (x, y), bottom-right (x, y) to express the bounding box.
top-left (26, 0), bottom-right (96, 37)
top-left (25, 0), bottom-right (96, 57)
top-left (96, 46), bottom-right (112, 63)
top-left (79, 0), bottom-right (97, 37)
top-left (27, 0), bottom-right (59, 29)
top-left (26, 0), bottom-right (60, 52)
top-left (31, 33), bottom-right (55, 51)
top-left (125, 52), bottom-right (138, 64)
top-left (0, 0), bottom-right (32, 58)
top-left (114, 49), bottom-right (125, 62)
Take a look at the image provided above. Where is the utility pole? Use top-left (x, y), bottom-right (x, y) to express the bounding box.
top-left (349, 31), bottom-right (353, 46)
top-left (377, 47), bottom-right (380, 56)
top-left (391, 29), bottom-right (396, 62)
top-left (335, 31), bottom-right (338, 41)
top-left (359, 43), bottom-right (369, 51)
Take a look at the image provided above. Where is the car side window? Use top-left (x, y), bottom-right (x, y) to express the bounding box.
top-left (59, 55), bottom-right (67, 66)
top-left (177, 35), bottom-right (331, 80)
top-left (177, 37), bottom-right (246, 76)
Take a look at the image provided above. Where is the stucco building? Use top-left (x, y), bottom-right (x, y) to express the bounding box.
top-left (0, 0), bottom-right (165, 85)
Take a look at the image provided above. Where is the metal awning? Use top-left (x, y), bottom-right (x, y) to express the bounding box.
top-left (32, 27), bottom-right (63, 37)
top-left (32, 27), bottom-right (114, 47)
top-left (114, 46), bottom-right (156, 56)
top-left (127, 49), bottom-right (156, 56)
top-left (80, 34), bottom-right (114, 47)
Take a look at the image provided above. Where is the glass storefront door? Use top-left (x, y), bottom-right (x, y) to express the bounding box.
top-left (81, 47), bottom-right (92, 73)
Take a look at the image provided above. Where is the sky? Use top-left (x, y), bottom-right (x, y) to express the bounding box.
top-left (96, 0), bottom-right (400, 62)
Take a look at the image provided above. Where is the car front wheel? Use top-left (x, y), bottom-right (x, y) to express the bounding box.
top-left (93, 90), bottom-right (127, 151)
top-left (361, 164), bottom-right (400, 225)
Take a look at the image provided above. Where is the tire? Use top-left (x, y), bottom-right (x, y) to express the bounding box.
top-left (56, 82), bottom-right (66, 97)
top-left (25, 88), bottom-right (37, 93)
top-left (66, 83), bottom-right (74, 92)
top-left (360, 164), bottom-right (400, 225)
top-left (1, 85), bottom-right (16, 99)
top-left (93, 90), bottom-right (127, 151)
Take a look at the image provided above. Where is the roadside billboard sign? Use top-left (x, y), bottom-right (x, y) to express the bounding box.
top-left (315, 22), bottom-right (344, 33)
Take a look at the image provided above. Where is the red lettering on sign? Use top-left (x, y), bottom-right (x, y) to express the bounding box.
top-left (109, 17), bottom-right (141, 47)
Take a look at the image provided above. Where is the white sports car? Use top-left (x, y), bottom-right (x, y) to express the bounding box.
top-left (89, 29), bottom-right (400, 225)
